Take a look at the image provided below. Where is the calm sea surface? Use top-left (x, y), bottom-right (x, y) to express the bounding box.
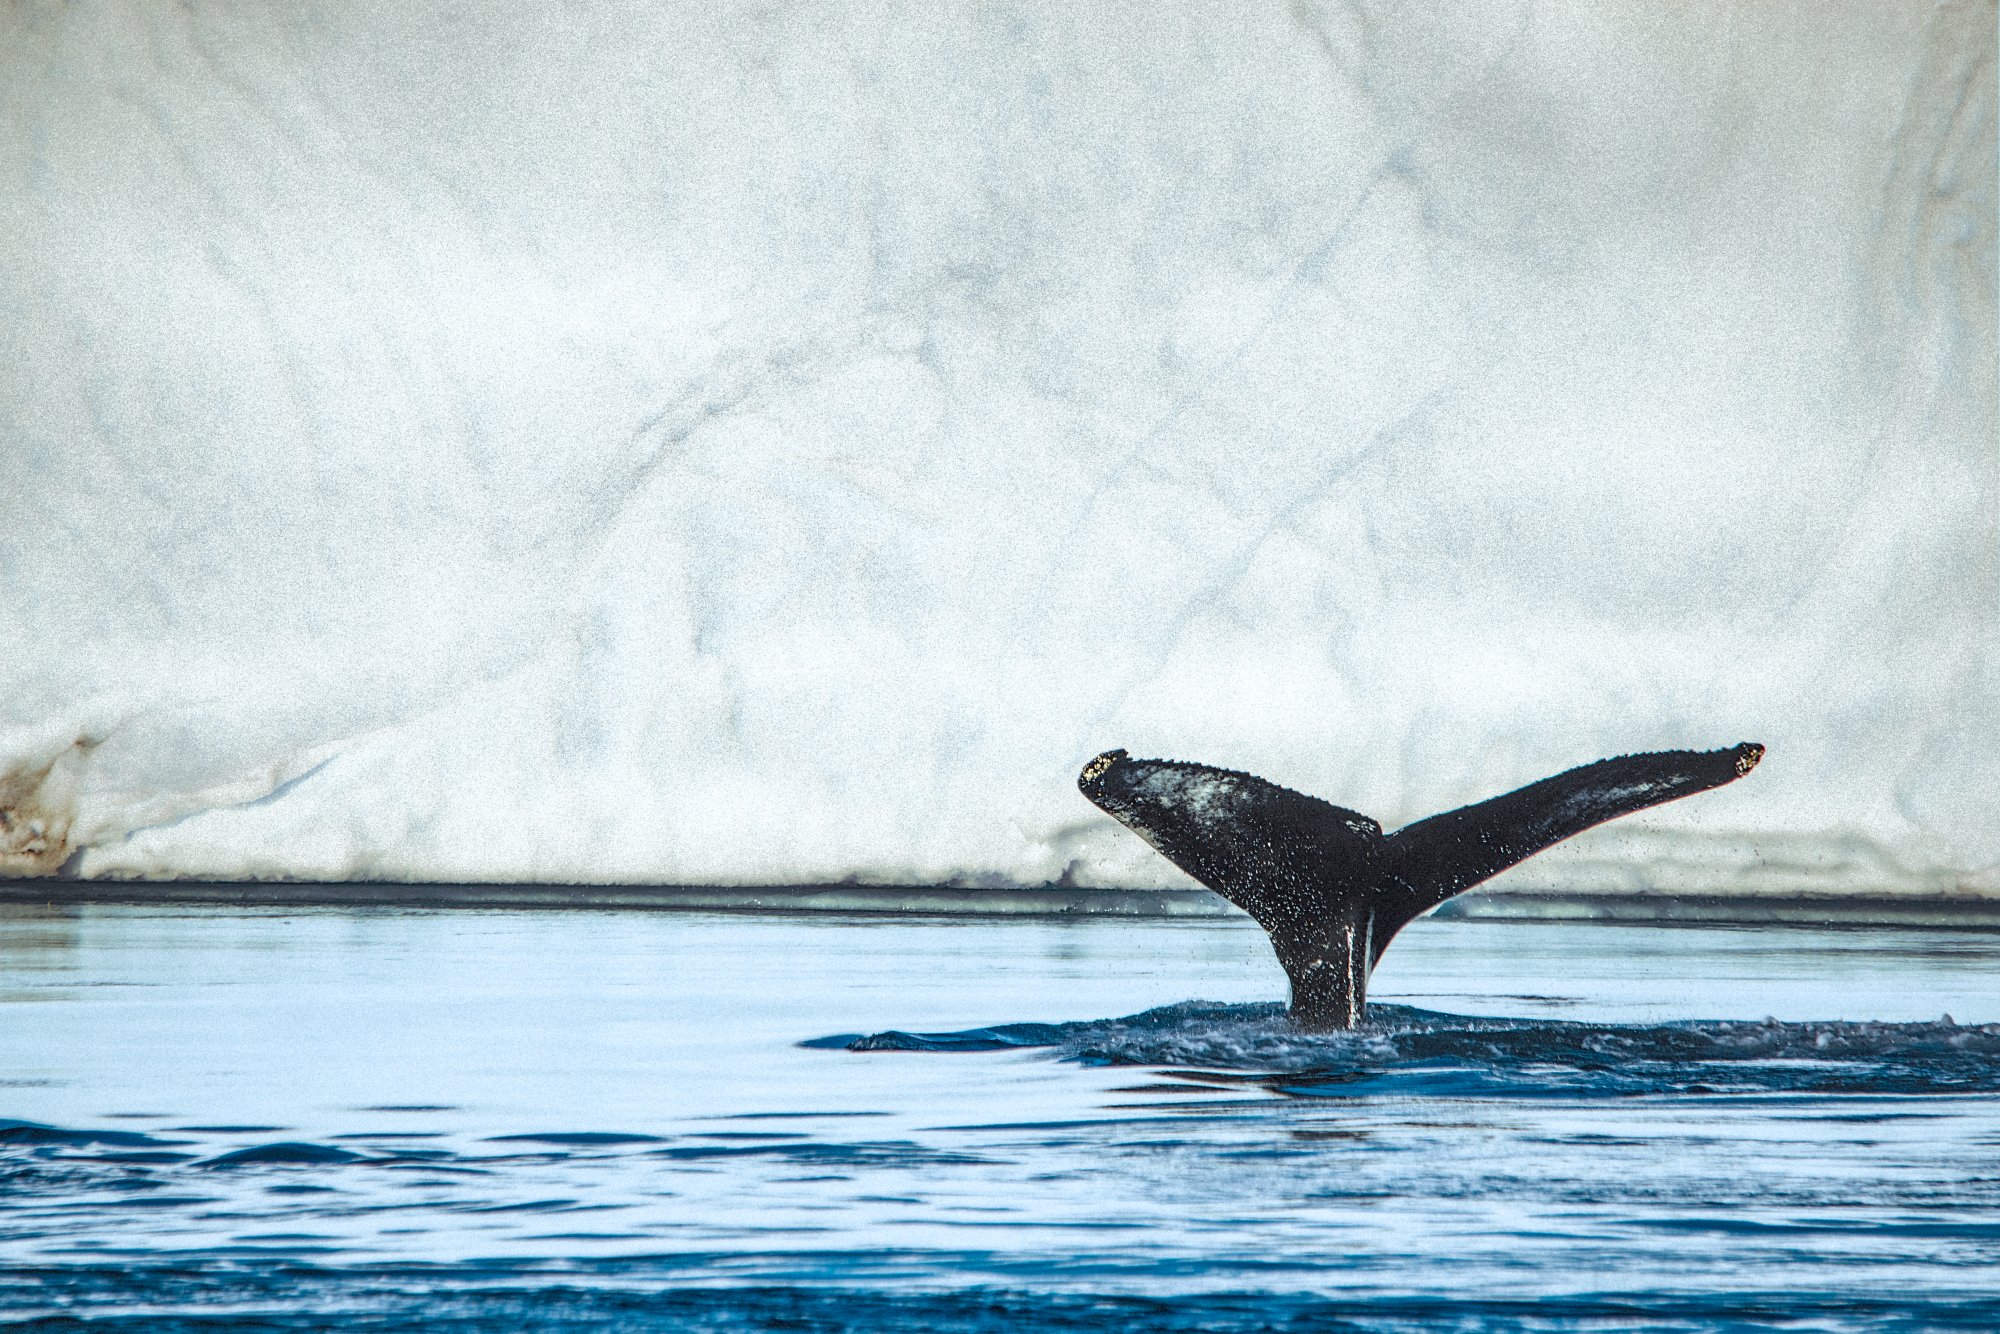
top-left (2, 904), bottom-right (1997, 1331)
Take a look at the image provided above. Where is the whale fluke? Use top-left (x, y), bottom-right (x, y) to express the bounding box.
top-left (1078, 743), bottom-right (1764, 1030)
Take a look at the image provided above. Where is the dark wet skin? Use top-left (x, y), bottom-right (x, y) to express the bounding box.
top-left (1079, 743), bottom-right (1764, 1030)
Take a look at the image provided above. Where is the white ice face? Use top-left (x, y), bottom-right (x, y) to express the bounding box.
top-left (0, 3), bottom-right (1992, 890)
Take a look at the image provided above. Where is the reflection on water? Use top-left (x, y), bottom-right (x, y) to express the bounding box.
top-left (0, 904), bottom-right (1996, 1331)
top-left (0, 904), bottom-right (78, 1006)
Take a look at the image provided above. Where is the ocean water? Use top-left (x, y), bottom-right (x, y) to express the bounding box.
top-left (2, 904), bottom-right (1997, 1331)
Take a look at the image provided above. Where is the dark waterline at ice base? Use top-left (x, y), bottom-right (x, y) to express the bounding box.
top-left (2, 906), bottom-right (1998, 1331)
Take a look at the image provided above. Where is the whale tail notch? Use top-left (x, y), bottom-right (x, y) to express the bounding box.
top-left (1078, 743), bottom-right (1764, 1030)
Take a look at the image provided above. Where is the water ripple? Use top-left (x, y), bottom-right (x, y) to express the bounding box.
top-left (829, 1002), bottom-right (2000, 1097)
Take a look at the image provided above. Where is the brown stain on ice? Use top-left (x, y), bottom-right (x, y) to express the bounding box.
top-left (0, 740), bottom-right (88, 876)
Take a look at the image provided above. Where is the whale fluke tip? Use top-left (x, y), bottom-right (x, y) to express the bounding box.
top-left (1079, 749), bottom-right (1127, 786)
top-left (1735, 742), bottom-right (1765, 776)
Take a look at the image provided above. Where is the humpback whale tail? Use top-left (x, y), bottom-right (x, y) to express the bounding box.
top-left (1078, 743), bottom-right (1764, 1030)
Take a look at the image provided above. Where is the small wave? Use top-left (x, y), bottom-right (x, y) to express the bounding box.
top-left (0, 1119), bottom-right (179, 1149)
top-left (846, 1022), bottom-right (1072, 1053)
top-left (484, 1132), bottom-right (666, 1146)
top-left (651, 1140), bottom-right (995, 1168)
top-left (823, 1002), bottom-right (2000, 1098)
top-left (197, 1142), bottom-right (367, 1168)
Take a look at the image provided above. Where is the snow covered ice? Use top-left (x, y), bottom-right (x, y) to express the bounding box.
top-left (1, 2), bottom-right (1994, 889)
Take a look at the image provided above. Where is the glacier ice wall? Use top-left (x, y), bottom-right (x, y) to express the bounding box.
top-left (2, 1), bottom-right (1994, 892)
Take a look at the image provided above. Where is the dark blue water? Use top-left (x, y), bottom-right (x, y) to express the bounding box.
top-left (2, 905), bottom-right (1998, 1330)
